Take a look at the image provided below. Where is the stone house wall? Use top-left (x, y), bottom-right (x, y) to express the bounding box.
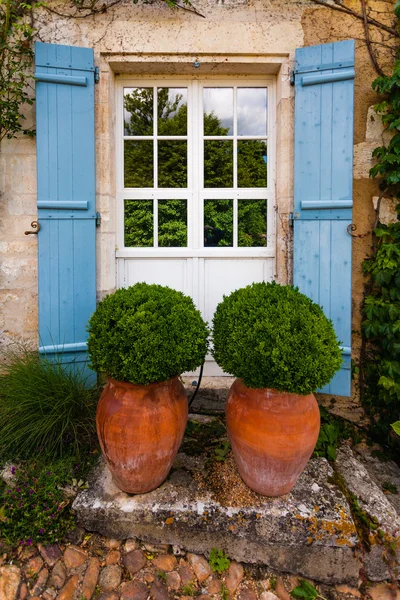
top-left (0, 0), bottom-right (396, 401)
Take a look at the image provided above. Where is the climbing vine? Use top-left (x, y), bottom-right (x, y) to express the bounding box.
top-left (0, 0), bottom-right (198, 142)
top-left (360, 1), bottom-right (400, 443)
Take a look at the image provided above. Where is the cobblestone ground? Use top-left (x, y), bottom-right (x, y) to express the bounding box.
top-left (0, 532), bottom-right (398, 600)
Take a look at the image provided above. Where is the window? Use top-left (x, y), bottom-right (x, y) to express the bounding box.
top-left (116, 79), bottom-right (274, 255)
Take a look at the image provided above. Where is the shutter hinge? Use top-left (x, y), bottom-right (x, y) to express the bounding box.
top-left (290, 70), bottom-right (295, 86)
top-left (96, 212), bottom-right (101, 227)
top-left (94, 67), bottom-right (100, 84)
top-left (289, 212), bottom-right (299, 227)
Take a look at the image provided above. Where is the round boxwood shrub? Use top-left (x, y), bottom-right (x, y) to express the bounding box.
top-left (212, 282), bottom-right (342, 394)
top-left (87, 283), bottom-right (209, 385)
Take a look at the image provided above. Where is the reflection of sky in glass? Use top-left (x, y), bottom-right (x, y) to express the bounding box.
top-left (203, 88), bottom-right (233, 135)
top-left (158, 88), bottom-right (187, 123)
top-left (237, 88), bottom-right (268, 136)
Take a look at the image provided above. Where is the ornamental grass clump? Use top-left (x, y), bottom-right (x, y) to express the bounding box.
top-left (0, 346), bottom-right (99, 461)
top-left (87, 283), bottom-right (209, 384)
top-left (212, 281), bottom-right (342, 394)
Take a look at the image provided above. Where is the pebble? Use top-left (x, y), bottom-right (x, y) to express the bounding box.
top-left (335, 584), bottom-right (361, 598)
top-left (197, 595), bottom-right (212, 600)
top-left (238, 587), bottom-right (258, 600)
top-left (64, 527), bottom-right (85, 546)
top-left (31, 568), bottom-right (49, 596)
top-left (172, 545), bottom-right (185, 556)
top-left (20, 547), bottom-right (37, 561)
top-left (260, 593), bottom-right (279, 600)
top-left (120, 580), bottom-right (148, 600)
top-left (225, 562), bottom-right (244, 594)
top-left (0, 565), bottom-right (21, 600)
top-left (143, 573), bottom-right (155, 584)
top-left (48, 560), bottom-right (66, 589)
top-left (369, 583), bottom-right (400, 600)
top-left (152, 555), bottom-right (177, 572)
top-left (42, 589), bottom-right (57, 600)
top-left (179, 559), bottom-right (195, 586)
top-left (124, 539), bottom-right (137, 554)
top-left (144, 544), bottom-right (169, 554)
top-left (105, 551), bottom-right (121, 566)
top-left (97, 594), bottom-right (119, 600)
top-left (63, 546), bottom-right (87, 569)
top-left (104, 539), bottom-right (121, 550)
top-left (24, 556), bottom-right (43, 578)
top-left (81, 557), bottom-right (100, 600)
top-left (57, 575), bottom-right (79, 600)
top-left (187, 553), bottom-right (211, 583)
top-left (274, 579), bottom-right (290, 600)
top-left (38, 544), bottom-right (62, 568)
top-left (149, 578), bottom-right (169, 600)
top-left (166, 571), bottom-right (181, 591)
top-left (18, 583), bottom-right (28, 600)
top-left (206, 577), bottom-right (222, 594)
top-left (99, 565), bottom-right (122, 592)
top-left (123, 550), bottom-right (146, 575)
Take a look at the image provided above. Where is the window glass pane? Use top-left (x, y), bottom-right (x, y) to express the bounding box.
top-left (158, 200), bottom-right (187, 247)
top-left (204, 140), bottom-right (233, 188)
top-left (158, 141), bottom-right (187, 188)
top-left (124, 88), bottom-right (153, 136)
top-left (158, 88), bottom-right (187, 136)
top-left (237, 140), bottom-right (267, 188)
top-left (237, 88), bottom-right (268, 136)
top-left (204, 199), bottom-right (233, 247)
top-left (238, 200), bottom-right (267, 247)
top-left (203, 88), bottom-right (233, 136)
top-left (124, 200), bottom-right (153, 247)
top-left (124, 140), bottom-right (153, 188)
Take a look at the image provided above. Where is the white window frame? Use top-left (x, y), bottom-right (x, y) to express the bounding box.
top-left (115, 76), bottom-right (276, 259)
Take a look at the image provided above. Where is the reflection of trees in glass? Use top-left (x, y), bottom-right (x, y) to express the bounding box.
top-left (159, 200), bottom-right (187, 247)
top-left (123, 88), bottom-right (267, 247)
top-left (204, 200), bottom-right (233, 247)
top-left (125, 200), bottom-right (153, 247)
top-left (238, 200), bottom-right (267, 247)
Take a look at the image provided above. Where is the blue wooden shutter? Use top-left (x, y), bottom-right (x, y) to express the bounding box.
top-left (35, 42), bottom-right (97, 382)
top-left (293, 40), bottom-right (355, 397)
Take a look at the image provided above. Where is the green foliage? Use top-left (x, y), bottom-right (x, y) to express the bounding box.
top-left (362, 219), bottom-right (400, 437)
top-left (290, 580), bottom-right (325, 600)
top-left (0, 0), bottom-right (42, 141)
top-left (87, 283), bottom-right (209, 385)
top-left (212, 282), bottom-right (342, 394)
top-left (0, 347), bottom-right (99, 461)
top-left (208, 548), bottom-right (230, 573)
top-left (382, 480), bottom-right (398, 494)
top-left (313, 406), bottom-right (354, 462)
top-left (391, 420), bottom-right (400, 435)
top-left (0, 455), bottom-right (96, 547)
top-left (213, 441), bottom-right (231, 462)
top-left (181, 582), bottom-right (196, 596)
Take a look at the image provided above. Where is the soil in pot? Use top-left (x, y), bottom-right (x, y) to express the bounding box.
top-left (96, 376), bottom-right (188, 494)
top-left (226, 378), bottom-right (320, 496)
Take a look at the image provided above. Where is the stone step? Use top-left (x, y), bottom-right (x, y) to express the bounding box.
top-left (73, 411), bottom-right (400, 587)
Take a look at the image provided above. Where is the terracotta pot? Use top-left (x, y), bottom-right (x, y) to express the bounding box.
top-left (96, 376), bottom-right (188, 494)
top-left (226, 379), bottom-right (320, 496)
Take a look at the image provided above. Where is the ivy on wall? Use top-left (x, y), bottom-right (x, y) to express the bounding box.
top-left (361, 3), bottom-right (400, 441)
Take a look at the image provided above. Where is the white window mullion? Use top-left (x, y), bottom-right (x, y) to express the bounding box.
top-left (233, 196), bottom-right (238, 248)
top-left (153, 198), bottom-right (158, 248)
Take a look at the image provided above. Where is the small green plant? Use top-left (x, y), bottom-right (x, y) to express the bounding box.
top-left (0, 455), bottom-right (95, 547)
top-left (0, 346), bottom-right (100, 460)
top-left (313, 407), bottom-right (353, 462)
top-left (208, 548), bottom-right (230, 573)
top-left (383, 481), bottom-right (398, 494)
top-left (212, 282), bottom-right (342, 394)
top-left (181, 582), bottom-right (196, 596)
top-left (269, 575), bottom-right (277, 591)
top-left (290, 580), bottom-right (326, 600)
top-left (157, 570), bottom-right (167, 581)
top-left (88, 283), bottom-right (209, 385)
top-left (220, 582), bottom-right (229, 600)
top-left (391, 421), bottom-right (400, 436)
top-left (214, 441), bottom-right (231, 462)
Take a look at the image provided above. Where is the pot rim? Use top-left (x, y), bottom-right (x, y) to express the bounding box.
top-left (106, 375), bottom-right (182, 391)
top-left (234, 378), bottom-right (315, 399)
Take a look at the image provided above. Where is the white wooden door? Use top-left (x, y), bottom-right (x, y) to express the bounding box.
top-left (116, 78), bottom-right (276, 375)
